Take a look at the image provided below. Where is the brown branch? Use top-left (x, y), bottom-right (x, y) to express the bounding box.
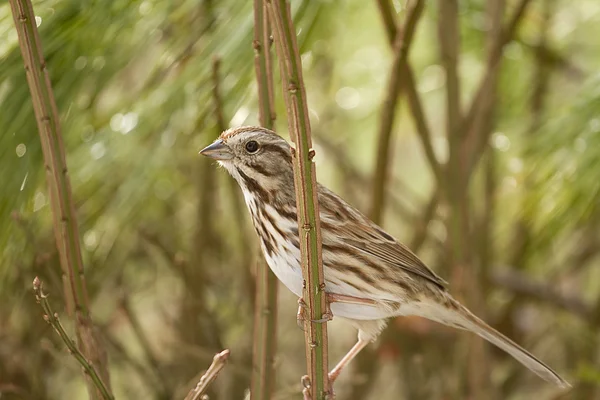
top-left (316, 134), bottom-right (419, 221)
top-left (408, 189), bottom-right (439, 251)
top-left (375, 0), bottom-right (397, 44)
top-left (517, 37), bottom-right (585, 80)
top-left (251, 1), bottom-right (279, 399)
top-left (32, 278), bottom-right (114, 400)
top-left (491, 269), bottom-right (594, 322)
top-left (9, 0), bottom-right (112, 397)
top-left (267, 0), bottom-right (330, 398)
top-left (373, 0), bottom-right (441, 190)
top-left (100, 328), bottom-right (162, 395)
top-left (184, 349), bottom-right (231, 400)
top-left (119, 294), bottom-right (170, 396)
top-left (438, 0), bottom-right (462, 141)
top-left (370, 0), bottom-right (425, 224)
top-left (403, 64), bottom-right (443, 185)
top-left (462, 0), bottom-right (534, 174)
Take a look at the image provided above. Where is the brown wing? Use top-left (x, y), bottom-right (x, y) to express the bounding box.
top-left (318, 185), bottom-right (447, 289)
top-left (344, 227), bottom-right (448, 289)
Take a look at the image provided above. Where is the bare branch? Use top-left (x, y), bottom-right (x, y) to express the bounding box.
top-left (403, 64), bottom-right (443, 185)
top-left (370, 0), bottom-right (425, 224)
top-left (462, 0), bottom-right (534, 173)
top-left (438, 0), bottom-right (462, 142)
top-left (184, 350), bottom-right (231, 400)
top-left (491, 269), bottom-right (594, 322)
top-left (375, 0), bottom-right (397, 44)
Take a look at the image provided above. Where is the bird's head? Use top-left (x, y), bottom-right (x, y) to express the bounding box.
top-left (199, 126), bottom-right (295, 199)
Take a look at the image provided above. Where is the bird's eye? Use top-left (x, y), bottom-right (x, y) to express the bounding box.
top-left (245, 140), bottom-right (259, 153)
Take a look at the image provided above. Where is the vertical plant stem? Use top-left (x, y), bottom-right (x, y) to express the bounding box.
top-left (370, 0), bottom-right (425, 224)
top-left (9, 1), bottom-right (112, 398)
top-left (266, 1), bottom-right (330, 398)
top-left (251, 1), bottom-right (279, 399)
top-left (437, 0), bottom-right (475, 395)
top-left (461, 0), bottom-right (534, 174)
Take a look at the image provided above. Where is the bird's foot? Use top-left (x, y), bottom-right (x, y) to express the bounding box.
top-left (296, 297), bottom-right (333, 330)
top-left (301, 375), bottom-right (335, 399)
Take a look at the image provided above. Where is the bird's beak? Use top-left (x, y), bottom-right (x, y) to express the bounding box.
top-left (199, 139), bottom-right (234, 160)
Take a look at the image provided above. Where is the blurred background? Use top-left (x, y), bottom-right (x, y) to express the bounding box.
top-left (1, 0), bottom-right (599, 399)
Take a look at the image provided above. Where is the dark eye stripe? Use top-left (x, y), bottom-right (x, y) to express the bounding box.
top-left (252, 162), bottom-right (273, 177)
top-left (261, 143), bottom-right (292, 164)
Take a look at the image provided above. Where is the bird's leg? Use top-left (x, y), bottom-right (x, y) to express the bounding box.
top-left (328, 338), bottom-right (370, 383)
top-left (297, 293), bottom-right (377, 328)
top-left (326, 293), bottom-right (378, 306)
top-left (296, 297), bottom-right (333, 325)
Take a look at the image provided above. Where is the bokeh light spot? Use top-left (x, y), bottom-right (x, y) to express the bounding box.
top-left (335, 87), bottom-right (360, 110)
top-left (91, 142), bottom-right (106, 159)
top-left (16, 143), bottom-right (26, 157)
top-left (492, 132), bottom-right (510, 152)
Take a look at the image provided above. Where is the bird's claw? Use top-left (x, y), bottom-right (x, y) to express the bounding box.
top-left (297, 297), bottom-right (333, 328)
top-left (301, 375), bottom-right (335, 399)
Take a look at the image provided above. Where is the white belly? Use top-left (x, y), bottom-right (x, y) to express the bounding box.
top-left (262, 244), bottom-right (304, 297)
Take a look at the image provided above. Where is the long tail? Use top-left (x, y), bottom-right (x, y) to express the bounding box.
top-left (407, 296), bottom-right (571, 388)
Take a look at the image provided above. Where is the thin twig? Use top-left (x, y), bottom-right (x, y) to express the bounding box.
top-left (370, 0), bottom-right (425, 224)
top-left (408, 189), bottom-right (439, 251)
top-left (100, 327), bottom-right (162, 395)
top-left (266, 0), bottom-right (330, 398)
top-left (316, 134), bottom-right (418, 221)
top-left (403, 64), bottom-right (443, 185)
top-left (491, 269), bottom-right (595, 322)
top-left (9, 0), bottom-right (112, 397)
top-left (375, 0), bottom-right (397, 44)
top-left (119, 294), bottom-right (170, 395)
top-left (373, 0), bottom-right (441, 188)
top-left (438, 0), bottom-right (462, 142)
top-left (184, 350), bottom-right (231, 400)
top-left (251, 1), bottom-right (279, 399)
top-left (32, 278), bottom-right (114, 400)
top-left (461, 0), bottom-right (534, 174)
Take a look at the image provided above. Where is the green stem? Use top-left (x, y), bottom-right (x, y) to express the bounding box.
top-left (32, 278), bottom-right (114, 400)
top-left (266, 1), bottom-right (330, 398)
top-left (251, 1), bottom-right (279, 399)
top-left (9, 0), bottom-right (112, 398)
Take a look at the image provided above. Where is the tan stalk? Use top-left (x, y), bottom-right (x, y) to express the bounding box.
top-left (8, 1), bottom-right (112, 398)
top-left (250, 1), bottom-right (279, 399)
top-left (184, 350), bottom-right (231, 400)
top-left (266, 1), bottom-right (330, 398)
